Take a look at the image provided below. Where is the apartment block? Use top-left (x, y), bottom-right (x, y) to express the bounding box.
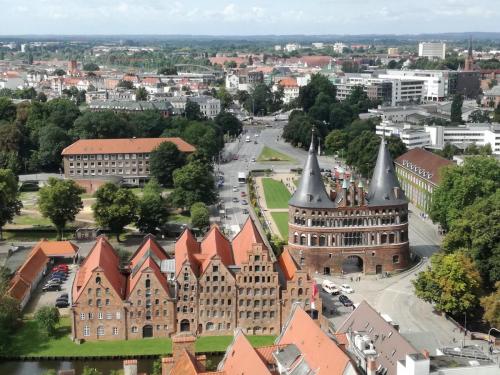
top-left (418, 42), bottom-right (446, 59)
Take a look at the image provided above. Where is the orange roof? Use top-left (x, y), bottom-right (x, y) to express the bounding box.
top-left (127, 256), bottom-right (170, 298)
top-left (232, 217), bottom-right (267, 265)
top-left (129, 235), bottom-right (168, 269)
top-left (73, 236), bottom-right (126, 302)
top-left (332, 333), bottom-right (349, 346)
top-left (175, 229), bottom-right (200, 276)
top-left (123, 74), bottom-right (139, 82)
top-left (277, 306), bottom-right (351, 375)
top-left (199, 225), bottom-right (233, 269)
top-left (256, 344), bottom-right (286, 365)
top-left (170, 350), bottom-right (203, 375)
top-left (38, 239), bottom-right (79, 257)
top-left (61, 137), bottom-right (195, 155)
top-left (277, 77), bottom-right (298, 87)
top-left (278, 248), bottom-right (298, 281)
top-left (221, 331), bottom-right (273, 375)
top-left (141, 77), bottom-right (161, 85)
top-left (8, 275), bottom-right (30, 301)
top-left (209, 56), bottom-right (247, 66)
top-left (299, 56), bottom-right (332, 67)
top-left (16, 246), bottom-right (49, 285)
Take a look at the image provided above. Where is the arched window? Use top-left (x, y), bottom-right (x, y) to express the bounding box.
top-left (300, 234), bottom-right (306, 245)
top-left (182, 306), bottom-right (188, 313)
top-left (319, 235), bottom-right (326, 246)
top-left (298, 277), bottom-right (303, 286)
top-left (145, 279), bottom-right (151, 288)
top-left (311, 235), bottom-right (318, 246)
top-left (294, 232), bottom-right (298, 243)
top-left (95, 276), bottom-right (101, 284)
top-left (206, 322), bottom-right (215, 331)
top-left (298, 288), bottom-right (303, 296)
top-left (393, 255), bottom-right (400, 264)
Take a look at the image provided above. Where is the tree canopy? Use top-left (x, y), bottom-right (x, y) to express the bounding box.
top-left (0, 169), bottom-right (22, 239)
top-left (38, 178), bottom-right (84, 239)
top-left (92, 183), bottom-right (138, 241)
top-left (190, 202), bottom-right (210, 230)
top-left (135, 179), bottom-right (169, 234)
top-left (35, 306), bottom-right (60, 337)
top-left (149, 141), bottom-right (186, 188)
top-left (413, 252), bottom-right (482, 315)
top-left (429, 156), bottom-right (500, 231)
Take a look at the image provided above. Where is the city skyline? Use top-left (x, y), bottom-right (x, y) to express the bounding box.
top-left (0, 0), bottom-right (499, 35)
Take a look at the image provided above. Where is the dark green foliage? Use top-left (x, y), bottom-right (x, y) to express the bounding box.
top-left (92, 183), bottom-right (139, 241)
top-left (117, 80), bottom-right (134, 89)
top-left (149, 141), bottom-right (186, 188)
top-left (136, 179), bottom-right (169, 235)
top-left (190, 202), bottom-right (210, 229)
top-left (450, 94), bottom-right (463, 124)
top-left (170, 161), bottom-right (217, 209)
top-left (214, 111), bottom-right (242, 137)
top-left (135, 87), bottom-right (148, 101)
top-left (38, 178), bottom-right (84, 239)
top-left (71, 111), bottom-right (132, 139)
top-left (35, 306), bottom-right (60, 337)
top-left (185, 100), bottom-right (203, 120)
top-left (157, 66), bottom-right (177, 75)
top-left (468, 110), bottom-right (490, 123)
top-left (83, 62), bottom-right (100, 71)
top-left (0, 169), bottom-right (22, 239)
top-left (0, 97), bottom-right (16, 122)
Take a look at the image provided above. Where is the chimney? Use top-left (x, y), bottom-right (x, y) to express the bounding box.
top-left (162, 333), bottom-right (197, 375)
top-left (367, 357), bottom-right (377, 375)
top-left (123, 359), bottom-right (138, 375)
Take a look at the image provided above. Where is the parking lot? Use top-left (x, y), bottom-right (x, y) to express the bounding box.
top-left (24, 263), bottom-right (77, 316)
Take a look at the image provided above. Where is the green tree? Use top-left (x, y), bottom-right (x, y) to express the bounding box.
top-left (413, 252), bottom-right (482, 315)
top-left (83, 62), bottom-right (99, 71)
top-left (170, 161), bottom-right (216, 209)
top-left (216, 87), bottom-right (233, 110)
top-left (297, 74), bottom-right (336, 113)
top-left (493, 104), bottom-right (500, 123)
top-left (468, 110), bottom-right (491, 123)
top-left (224, 60), bottom-right (237, 69)
top-left (71, 111), bottom-right (132, 139)
top-left (0, 294), bottom-right (21, 352)
top-left (190, 202), bottom-right (209, 229)
top-left (149, 142), bottom-right (186, 188)
top-left (93, 183), bottom-right (138, 241)
top-left (0, 97), bottom-right (16, 122)
top-left (429, 156), bottom-right (500, 231)
top-left (325, 130), bottom-right (348, 155)
top-left (0, 169), bottom-right (22, 240)
top-left (38, 178), bottom-right (84, 240)
top-left (158, 66), bottom-right (177, 75)
top-left (151, 358), bottom-right (162, 375)
top-left (128, 110), bottom-right (168, 138)
top-left (135, 179), bottom-right (169, 234)
top-left (441, 191), bottom-right (500, 287)
top-left (33, 125), bottom-right (71, 171)
top-left (184, 100), bottom-right (203, 121)
top-left (215, 111), bottom-right (242, 137)
top-left (53, 69), bottom-right (66, 76)
top-left (135, 87), bottom-right (148, 101)
top-left (450, 94), bottom-right (463, 124)
top-left (35, 306), bottom-right (60, 337)
top-left (481, 282), bottom-right (500, 327)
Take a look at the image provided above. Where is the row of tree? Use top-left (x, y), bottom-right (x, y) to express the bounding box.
top-left (0, 96), bottom-right (242, 174)
top-left (414, 156), bottom-right (500, 327)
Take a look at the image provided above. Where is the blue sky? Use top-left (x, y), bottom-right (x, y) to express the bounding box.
top-left (0, 0), bottom-right (499, 35)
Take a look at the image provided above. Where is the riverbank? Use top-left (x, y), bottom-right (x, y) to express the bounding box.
top-left (3, 318), bottom-right (276, 360)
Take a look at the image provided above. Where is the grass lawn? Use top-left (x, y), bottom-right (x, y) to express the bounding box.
top-left (261, 178), bottom-right (291, 209)
top-left (3, 231), bottom-right (63, 241)
top-left (257, 146), bottom-right (295, 163)
top-left (5, 318), bottom-right (275, 358)
top-left (170, 213), bottom-right (191, 224)
top-left (12, 214), bottom-right (52, 227)
top-left (271, 212), bottom-right (289, 239)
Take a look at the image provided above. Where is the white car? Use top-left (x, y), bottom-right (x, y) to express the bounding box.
top-left (321, 280), bottom-right (340, 295)
top-left (340, 284), bottom-right (354, 294)
top-left (232, 186), bottom-right (238, 192)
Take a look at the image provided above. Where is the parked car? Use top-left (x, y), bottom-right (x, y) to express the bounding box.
top-left (339, 295), bottom-right (353, 307)
top-left (242, 208), bottom-right (249, 214)
top-left (43, 284), bottom-right (61, 292)
top-left (321, 280), bottom-right (340, 295)
top-left (51, 266), bottom-right (68, 273)
top-left (232, 186), bottom-right (238, 192)
top-left (55, 300), bottom-right (70, 308)
top-left (241, 199), bottom-right (248, 205)
top-left (254, 140), bottom-right (258, 144)
top-left (251, 158), bottom-right (256, 162)
top-left (51, 273), bottom-right (67, 280)
top-left (240, 191), bottom-right (246, 197)
top-left (58, 293), bottom-right (69, 300)
top-left (340, 284), bottom-right (354, 294)
top-left (232, 197), bottom-right (239, 203)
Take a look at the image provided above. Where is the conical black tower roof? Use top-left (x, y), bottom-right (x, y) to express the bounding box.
top-left (289, 131), bottom-right (335, 209)
top-left (367, 138), bottom-right (407, 206)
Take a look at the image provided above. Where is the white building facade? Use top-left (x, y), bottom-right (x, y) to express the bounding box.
top-left (418, 42), bottom-right (446, 59)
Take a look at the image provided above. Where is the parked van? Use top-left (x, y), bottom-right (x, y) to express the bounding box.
top-left (245, 136), bottom-right (251, 142)
top-left (321, 280), bottom-right (340, 295)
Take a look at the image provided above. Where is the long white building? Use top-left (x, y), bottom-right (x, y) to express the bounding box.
top-left (418, 42), bottom-right (446, 59)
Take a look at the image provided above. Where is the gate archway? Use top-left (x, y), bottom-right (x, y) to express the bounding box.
top-left (341, 255), bottom-right (364, 274)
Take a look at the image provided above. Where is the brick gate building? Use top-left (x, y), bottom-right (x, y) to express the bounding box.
top-left (286, 133), bottom-right (410, 275)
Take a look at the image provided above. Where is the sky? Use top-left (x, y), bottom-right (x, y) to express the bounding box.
top-left (0, 0), bottom-right (499, 35)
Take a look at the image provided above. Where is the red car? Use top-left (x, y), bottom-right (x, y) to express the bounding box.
top-left (240, 191), bottom-right (246, 197)
top-left (52, 265), bottom-right (69, 273)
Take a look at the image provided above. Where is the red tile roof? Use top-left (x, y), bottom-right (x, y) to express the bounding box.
top-left (38, 240), bottom-right (79, 257)
top-left (129, 235), bottom-right (169, 269)
top-left (277, 77), bottom-right (298, 87)
top-left (61, 137), bottom-right (195, 156)
top-left (220, 331), bottom-right (273, 375)
top-left (232, 217), bottom-right (267, 265)
top-left (73, 236), bottom-right (126, 302)
top-left (278, 306), bottom-right (352, 375)
top-left (169, 349), bottom-right (203, 375)
top-left (199, 225), bottom-right (233, 269)
top-left (15, 246), bottom-right (49, 285)
top-left (8, 275), bottom-right (30, 301)
top-left (175, 229), bottom-right (200, 276)
top-left (278, 248), bottom-right (298, 281)
top-left (395, 148), bottom-right (454, 185)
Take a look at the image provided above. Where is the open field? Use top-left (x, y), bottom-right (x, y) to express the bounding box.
top-left (5, 318), bottom-right (276, 358)
top-left (261, 178), bottom-right (291, 209)
top-left (271, 212), bottom-right (289, 239)
top-left (257, 146), bottom-right (295, 163)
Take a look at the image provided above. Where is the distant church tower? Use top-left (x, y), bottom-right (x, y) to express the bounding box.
top-left (464, 36), bottom-right (474, 71)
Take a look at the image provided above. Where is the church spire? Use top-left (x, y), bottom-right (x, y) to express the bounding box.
top-left (366, 137), bottom-right (406, 206)
top-left (289, 129), bottom-right (335, 209)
